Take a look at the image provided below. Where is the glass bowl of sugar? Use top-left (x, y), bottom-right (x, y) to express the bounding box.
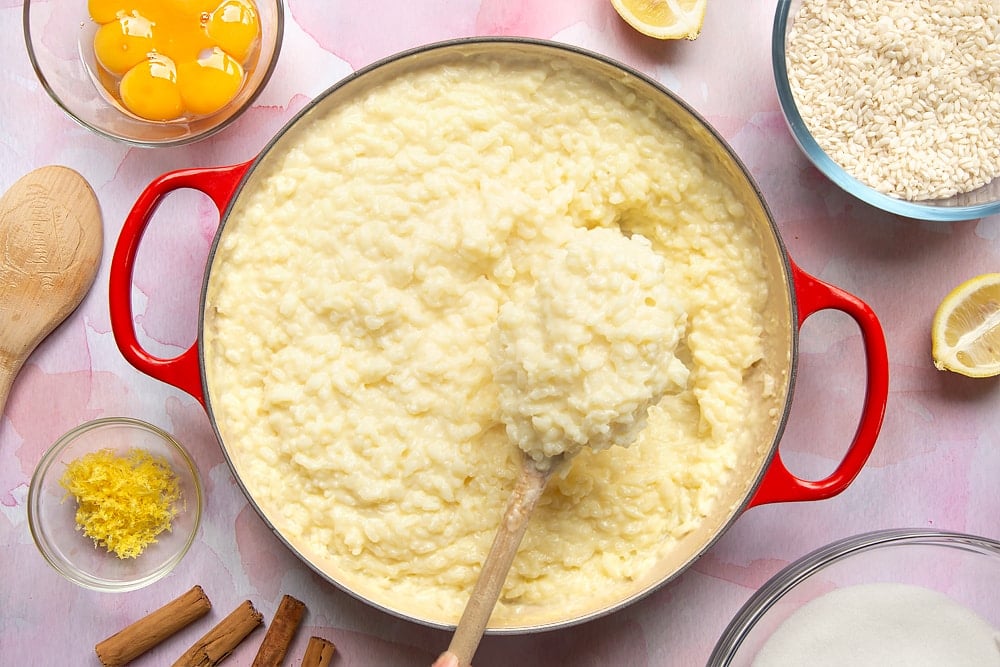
top-left (773, 0), bottom-right (1000, 221)
top-left (707, 529), bottom-right (1000, 666)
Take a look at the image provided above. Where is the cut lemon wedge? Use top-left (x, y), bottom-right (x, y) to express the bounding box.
top-left (931, 273), bottom-right (1000, 377)
top-left (611, 0), bottom-right (707, 40)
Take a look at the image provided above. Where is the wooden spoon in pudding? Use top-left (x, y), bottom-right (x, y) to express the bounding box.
top-left (446, 452), bottom-right (564, 664)
top-left (446, 227), bottom-right (689, 666)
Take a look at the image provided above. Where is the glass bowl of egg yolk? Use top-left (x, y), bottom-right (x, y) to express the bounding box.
top-left (23, 0), bottom-right (283, 146)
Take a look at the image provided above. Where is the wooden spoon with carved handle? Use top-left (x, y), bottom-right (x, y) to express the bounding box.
top-left (446, 454), bottom-right (563, 666)
top-left (0, 166), bottom-right (102, 416)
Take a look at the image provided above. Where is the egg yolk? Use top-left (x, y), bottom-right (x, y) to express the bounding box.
top-left (207, 0), bottom-right (260, 62)
top-left (119, 54), bottom-right (184, 122)
top-left (93, 13), bottom-right (155, 74)
top-left (89, 0), bottom-right (261, 122)
top-left (178, 48), bottom-right (244, 116)
top-left (88, 0), bottom-right (126, 25)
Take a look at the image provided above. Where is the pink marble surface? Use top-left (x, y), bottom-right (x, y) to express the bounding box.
top-left (2, 1), bottom-right (999, 665)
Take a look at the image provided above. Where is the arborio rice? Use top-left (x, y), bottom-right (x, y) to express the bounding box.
top-left (785, 0), bottom-right (1000, 201)
top-left (204, 52), bottom-right (769, 626)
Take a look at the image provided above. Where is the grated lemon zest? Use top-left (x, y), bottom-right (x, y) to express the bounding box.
top-left (59, 448), bottom-right (181, 559)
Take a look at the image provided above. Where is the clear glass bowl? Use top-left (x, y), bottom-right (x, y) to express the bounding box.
top-left (773, 0), bottom-right (1000, 221)
top-left (708, 529), bottom-right (1000, 665)
top-left (22, 0), bottom-right (284, 147)
top-left (27, 417), bottom-right (203, 592)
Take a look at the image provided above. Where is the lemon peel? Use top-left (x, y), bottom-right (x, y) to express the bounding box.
top-left (611, 0), bottom-right (707, 40)
top-left (931, 272), bottom-right (1000, 378)
top-left (60, 448), bottom-right (181, 559)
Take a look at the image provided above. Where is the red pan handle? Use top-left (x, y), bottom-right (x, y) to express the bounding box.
top-left (108, 160), bottom-right (254, 406)
top-left (747, 260), bottom-right (889, 508)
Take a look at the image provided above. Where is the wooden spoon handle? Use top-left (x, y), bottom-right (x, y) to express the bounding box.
top-left (0, 361), bottom-right (16, 417)
top-left (447, 461), bottom-right (553, 666)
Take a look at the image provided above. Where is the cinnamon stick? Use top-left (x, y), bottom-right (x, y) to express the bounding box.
top-left (251, 594), bottom-right (306, 667)
top-left (172, 600), bottom-right (264, 667)
top-left (300, 636), bottom-right (336, 667)
top-left (95, 585), bottom-right (212, 666)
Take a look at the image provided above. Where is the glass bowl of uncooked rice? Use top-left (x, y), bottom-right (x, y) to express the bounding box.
top-left (773, 0), bottom-right (1000, 221)
top-left (707, 529), bottom-right (1000, 666)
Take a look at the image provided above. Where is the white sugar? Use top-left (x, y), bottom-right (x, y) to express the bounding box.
top-left (754, 583), bottom-right (1000, 666)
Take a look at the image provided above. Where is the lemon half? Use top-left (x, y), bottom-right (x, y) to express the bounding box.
top-left (611, 0), bottom-right (707, 40)
top-left (931, 273), bottom-right (1000, 377)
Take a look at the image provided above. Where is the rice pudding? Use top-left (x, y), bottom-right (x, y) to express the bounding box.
top-left (204, 49), bottom-right (770, 626)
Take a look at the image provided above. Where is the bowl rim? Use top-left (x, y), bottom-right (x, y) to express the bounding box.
top-left (26, 416), bottom-right (204, 592)
top-left (772, 0), bottom-right (1000, 222)
top-left (21, 0), bottom-right (285, 148)
top-left (706, 528), bottom-right (1000, 666)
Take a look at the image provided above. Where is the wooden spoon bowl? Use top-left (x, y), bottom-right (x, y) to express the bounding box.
top-left (0, 166), bottom-right (102, 416)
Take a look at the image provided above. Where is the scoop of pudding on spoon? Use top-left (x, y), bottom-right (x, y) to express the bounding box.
top-left (445, 226), bottom-right (689, 666)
